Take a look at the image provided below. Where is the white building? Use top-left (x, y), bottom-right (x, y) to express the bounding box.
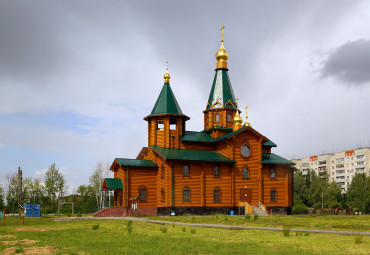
top-left (292, 147), bottom-right (370, 192)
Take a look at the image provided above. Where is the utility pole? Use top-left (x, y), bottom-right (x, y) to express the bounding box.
top-left (18, 167), bottom-right (22, 218)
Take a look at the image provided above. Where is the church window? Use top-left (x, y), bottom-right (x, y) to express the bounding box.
top-left (139, 186), bottom-right (147, 202)
top-left (214, 186), bottom-right (221, 202)
top-left (270, 168), bottom-right (276, 179)
top-left (183, 165), bottom-right (190, 177)
top-left (157, 120), bottom-right (164, 130)
top-left (215, 113), bottom-right (220, 123)
top-left (161, 165), bottom-right (165, 179)
top-left (270, 188), bottom-right (277, 202)
top-left (242, 166), bottom-right (249, 179)
top-left (170, 119), bottom-right (177, 130)
top-left (227, 113), bottom-right (232, 122)
top-left (161, 188), bottom-right (165, 203)
top-left (241, 145), bottom-right (250, 157)
top-left (213, 166), bottom-right (220, 177)
top-left (183, 186), bottom-right (190, 202)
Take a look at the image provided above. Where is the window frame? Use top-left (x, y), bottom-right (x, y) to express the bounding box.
top-left (270, 168), bottom-right (276, 180)
top-left (182, 165), bottom-right (190, 177)
top-left (240, 140), bottom-right (252, 159)
top-left (138, 185), bottom-right (147, 203)
top-left (270, 187), bottom-right (277, 202)
top-left (242, 166), bottom-right (250, 179)
top-left (213, 186), bottom-right (221, 203)
top-left (215, 113), bottom-right (220, 123)
top-left (213, 165), bottom-right (220, 178)
top-left (183, 186), bottom-right (191, 202)
top-left (157, 120), bottom-right (164, 130)
top-left (227, 113), bottom-right (232, 122)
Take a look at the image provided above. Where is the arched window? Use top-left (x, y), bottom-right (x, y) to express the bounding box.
top-left (227, 113), bottom-right (232, 122)
top-left (161, 188), bottom-right (165, 203)
top-left (161, 165), bottom-right (165, 179)
top-left (242, 166), bottom-right (249, 179)
top-left (214, 186), bottom-right (221, 202)
top-left (183, 165), bottom-right (190, 177)
top-left (183, 186), bottom-right (190, 202)
top-left (241, 144), bottom-right (251, 157)
top-left (138, 186), bottom-right (147, 202)
top-left (215, 113), bottom-right (220, 123)
top-left (270, 168), bottom-right (276, 179)
top-left (213, 166), bottom-right (220, 177)
top-left (270, 187), bottom-right (277, 202)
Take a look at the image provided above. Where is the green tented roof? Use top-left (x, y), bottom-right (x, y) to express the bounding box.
top-left (150, 83), bottom-right (183, 115)
top-left (180, 131), bottom-right (215, 143)
top-left (115, 158), bottom-right (158, 168)
top-left (261, 153), bottom-right (295, 165)
top-left (263, 140), bottom-right (277, 147)
top-left (207, 69), bottom-right (237, 109)
top-left (149, 146), bottom-right (235, 163)
top-left (202, 125), bottom-right (233, 133)
top-left (104, 178), bottom-right (123, 189)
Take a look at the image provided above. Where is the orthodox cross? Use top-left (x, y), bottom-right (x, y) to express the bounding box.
top-left (221, 25), bottom-right (225, 42)
top-left (236, 97), bottom-right (239, 109)
top-left (166, 61), bottom-right (168, 71)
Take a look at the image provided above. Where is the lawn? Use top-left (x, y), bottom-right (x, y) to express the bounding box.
top-left (149, 214), bottom-right (370, 232)
top-left (0, 216), bottom-right (368, 254)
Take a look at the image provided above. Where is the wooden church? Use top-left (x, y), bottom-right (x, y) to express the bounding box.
top-left (99, 28), bottom-right (294, 217)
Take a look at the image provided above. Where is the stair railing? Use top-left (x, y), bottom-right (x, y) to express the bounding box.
top-left (257, 202), bottom-right (267, 214)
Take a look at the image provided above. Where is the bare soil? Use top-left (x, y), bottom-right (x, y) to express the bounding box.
top-left (11, 227), bottom-right (58, 232)
top-left (2, 246), bottom-right (58, 255)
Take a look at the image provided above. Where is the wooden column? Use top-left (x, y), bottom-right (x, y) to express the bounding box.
top-left (201, 163), bottom-right (206, 207)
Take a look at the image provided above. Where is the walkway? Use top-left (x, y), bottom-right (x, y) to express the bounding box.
top-left (54, 216), bottom-right (370, 236)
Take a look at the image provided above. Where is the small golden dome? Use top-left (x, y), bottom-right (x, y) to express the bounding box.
top-left (233, 111), bottom-right (243, 125)
top-left (216, 44), bottom-right (229, 62)
top-left (164, 61), bottom-right (170, 83)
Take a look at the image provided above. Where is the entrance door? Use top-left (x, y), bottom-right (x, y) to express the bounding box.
top-left (240, 188), bottom-right (252, 204)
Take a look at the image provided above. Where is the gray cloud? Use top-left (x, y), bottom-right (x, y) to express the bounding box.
top-left (321, 39), bottom-right (370, 86)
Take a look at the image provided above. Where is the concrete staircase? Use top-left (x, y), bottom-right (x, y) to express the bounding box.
top-left (252, 202), bottom-right (268, 216)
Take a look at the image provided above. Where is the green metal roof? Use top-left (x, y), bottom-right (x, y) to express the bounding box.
top-left (263, 140), bottom-right (277, 147)
top-left (150, 83), bottom-right (183, 115)
top-left (115, 158), bottom-right (158, 168)
top-left (202, 125), bottom-right (233, 133)
top-left (214, 126), bottom-right (248, 141)
top-left (180, 131), bottom-right (215, 143)
top-left (261, 153), bottom-right (295, 165)
top-left (104, 178), bottom-right (123, 189)
top-left (206, 69), bottom-right (237, 109)
top-left (149, 146), bottom-right (235, 163)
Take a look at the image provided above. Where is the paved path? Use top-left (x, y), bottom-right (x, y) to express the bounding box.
top-left (54, 216), bottom-right (370, 236)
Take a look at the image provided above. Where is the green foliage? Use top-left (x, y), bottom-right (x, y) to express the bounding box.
top-left (160, 226), bottom-right (168, 233)
top-left (283, 227), bottom-right (290, 237)
top-left (15, 247), bottom-right (24, 253)
top-left (292, 204), bottom-right (308, 214)
top-left (0, 183), bottom-right (5, 210)
top-left (224, 216), bottom-right (229, 221)
top-left (245, 215), bottom-right (251, 220)
top-left (45, 163), bottom-right (66, 210)
top-left (190, 228), bottom-right (196, 234)
top-left (92, 224), bottom-right (99, 230)
top-left (182, 227), bottom-right (186, 232)
top-left (304, 232), bottom-right (309, 236)
top-left (354, 234), bottom-right (363, 244)
top-left (254, 215), bottom-right (258, 220)
top-left (347, 173), bottom-right (370, 213)
top-left (127, 220), bottom-right (133, 234)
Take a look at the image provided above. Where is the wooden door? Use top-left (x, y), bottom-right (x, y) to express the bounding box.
top-left (240, 188), bottom-right (252, 204)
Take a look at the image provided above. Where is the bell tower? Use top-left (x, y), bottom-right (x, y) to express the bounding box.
top-left (203, 26), bottom-right (238, 137)
top-left (144, 62), bottom-right (189, 149)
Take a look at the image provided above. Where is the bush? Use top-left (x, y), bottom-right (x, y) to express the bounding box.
top-left (160, 226), bottom-right (168, 233)
top-left (127, 221), bottom-right (133, 234)
top-left (245, 215), bottom-right (250, 220)
top-left (91, 224), bottom-right (99, 230)
top-left (295, 232), bottom-right (299, 236)
top-left (354, 234), bottom-right (363, 244)
top-left (292, 204), bottom-right (308, 214)
top-left (182, 227), bottom-right (186, 232)
top-left (15, 247), bottom-right (24, 253)
top-left (190, 229), bottom-right (196, 234)
top-left (224, 216), bottom-right (229, 221)
top-left (283, 228), bottom-right (290, 237)
top-left (254, 215), bottom-right (258, 221)
top-left (304, 232), bottom-right (309, 236)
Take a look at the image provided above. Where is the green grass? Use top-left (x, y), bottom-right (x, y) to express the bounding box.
top-left (0, 216), bottom-right (368, 254)
top-left (150, 214), bottom-right (370, 232)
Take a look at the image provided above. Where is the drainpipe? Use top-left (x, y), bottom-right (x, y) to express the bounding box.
top-left (171, 160), bottom-right (176, 209)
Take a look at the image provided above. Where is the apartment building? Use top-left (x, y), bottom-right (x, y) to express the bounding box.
top-left (292, 147), bottom-right (370, 192)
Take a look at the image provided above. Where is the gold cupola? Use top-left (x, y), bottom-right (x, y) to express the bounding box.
top-left (233, 97), bottom-right (243, 131)
top-left (216, 25), bottom-right (229, 69)
top-left (243, 105), bottom-right (252, 127)
top-left (164, 61), bottom-right (170, 83)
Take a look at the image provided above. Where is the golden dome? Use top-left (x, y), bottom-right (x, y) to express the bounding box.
top-left (164, 61), bottom-right (170, 83)
top-left (216, 25), bottom-right (228, 62)
top-left (233, 111), bottom-right (243, 125)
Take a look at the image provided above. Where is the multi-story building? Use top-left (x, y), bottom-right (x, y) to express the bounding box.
top-left (292, 148), bottom-right (370, 192)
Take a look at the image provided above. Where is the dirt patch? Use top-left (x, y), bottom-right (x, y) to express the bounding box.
top-left (0, 234), bottom-right (16, 239)
top-left (12, 227), bottom-right (58, 232)
top-left (0, 239), bottom-right (39, 245)
top-left (2, 246), bottom-right (58, 255)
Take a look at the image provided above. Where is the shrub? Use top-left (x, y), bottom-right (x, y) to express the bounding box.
top-left (254, 215), bottom-right (258, 221)
top-left (182, 227), bottom-right (186, 232)
top-left (304, 232), bottom-right (309, 236)
top-left (224, 216), bottom-right (229, 221)
top-left (15, 247), bottom-right (24, 253)
top-left (245, 215), bottom-right (250, 220)
top-left (77, 214), bottom-right (82, 217)
top-left (91, 224), bottom-right (99, 230)
top-left (292, 204), bottom-right (308, 214)
top-left (190, 229), bottom-right (196, 234)
top-left (295, 232), bottom-right (299, 236)
top-left (354, 234), bottom-right (363, 244)
top-left (171, 223), bottom-right (176, 228)
top-left (127, 221), bottom-right (133, 234)
top-left (283, 228), bottom-right (290, 237)
top-left (160, 227), bottom-right (168, 233)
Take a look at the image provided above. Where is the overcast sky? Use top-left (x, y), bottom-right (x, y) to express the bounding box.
top-left (1, 0), bottom-right (370, 192)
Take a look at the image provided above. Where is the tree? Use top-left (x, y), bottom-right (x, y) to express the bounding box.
top-left (347, 173), bottom-right (370, 213)
top-left (5, 173), bottom-right (18, 212)
top-left (44, 163), bottom-right (65, 211)
top-left (89, 161), bottom-right (111, 210)
top-left (0, 182), bottom-right (5, 210)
